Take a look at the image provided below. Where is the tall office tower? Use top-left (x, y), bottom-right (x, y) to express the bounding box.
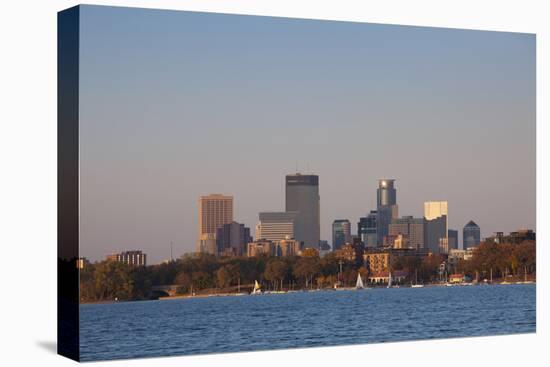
top-left (285, 173), bottom-right (320, 248)
top-left (216, 221), bottom-right (252, 257)
top-left (358, 210), bottom-right (378, 248)
top-left (197, 194), bottom-right (234, 253)
top-left (256, 211), bottom-right (298, 242)
top-left (424, 201), bottom-right (448, 254)
top-left (463, 220), bottom-right (481, 249)
top-left (448, 229), bottom-right (458, 251)
top-left (389, 215), bottom-right (424, 249)
top-left (376, 179), bottom-right (398, 246)
top-left (332, 219), bottom-right (352, 251)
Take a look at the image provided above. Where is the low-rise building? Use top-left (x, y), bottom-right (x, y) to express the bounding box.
top-left (275, 237), bottom-right (302, 257)
top-left (368, 270), bottom-right (407, 284)
top-left (364, 252), bottom-right (390, 274)
top-left (447, 248), bottom-right (474, 268)
top-left (485, 229), bottom-right (536, 244)
top-left (364, 247), bottom-right (430, 274)
top-left (335, 242), bottom-right (364, 264)
top-left (449, 273), bottom-right (465, 283)
top-left (106, 250), bottom-right (147, 266)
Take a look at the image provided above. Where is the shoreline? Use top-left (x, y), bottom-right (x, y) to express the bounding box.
top-left (80, 280), bottom-right (535, 305)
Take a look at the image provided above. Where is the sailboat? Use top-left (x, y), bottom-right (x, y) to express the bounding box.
top-left (387, 271), bottom-right (393, 288)
top-left (251, 280), bottom-right (262, 295)
top-left (411, 269), bottom-right (424, 288)
top-left (356, 273), bottom-right (365, 290)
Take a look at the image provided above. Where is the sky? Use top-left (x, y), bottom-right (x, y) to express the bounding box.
top-left (78, 5), bottom-right (536, 264)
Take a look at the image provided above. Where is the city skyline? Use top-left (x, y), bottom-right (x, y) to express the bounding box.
top-left (78, 6), bottom-right (535, 264)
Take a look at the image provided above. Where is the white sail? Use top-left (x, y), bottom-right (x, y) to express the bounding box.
top-left (251, 280), bottom-right (262, 294)
top-left (387, 272), bottom-right (393, 288)
top-left (356, 273), bottom-right (364, 289)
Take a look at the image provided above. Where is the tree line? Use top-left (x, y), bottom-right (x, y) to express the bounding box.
top-left (79, 240), bottom-right (535, 302)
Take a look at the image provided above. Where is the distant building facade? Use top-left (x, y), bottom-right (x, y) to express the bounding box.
top-left (285, 173), bottom-right (320, 248)
top-left (448, 229), bottom-right (458, 251)
top-left (485, 229), bottom-right (535, 244)
top-left (318, 240), bottom-right (331, 257)
top-left (389, 215), bottom-right (424, 249)
top-left (463, 220), bottom-right (481, 249)
top-left (376, 179), bottom-right (398, 246)
top-left (247, 240), bottom-right (276, 257)
top-left (198, 233), bottom-right (217, 255)
top-left (197, 194), bottom-right (233, 253)
top-left (216, 221), bottom-right (252, 257)
top-left (256, 211), bottom-right (298, 241)
top-left (447, 248), bottom-right (474, 269)
top-left (107, 250), bottom-right (147, 266)
top-left (364, 248), bottom-right (430, 275)
top-left (332, 219), bottom-right (352, 251)
top-left (275, 237), bottom-right (302, 257)
top-left (358, 210), bottom-right (377, 248)
top-left (424, 201), bottom-right (448, 254)
top-left (247, 237), bottom-right (302, 257)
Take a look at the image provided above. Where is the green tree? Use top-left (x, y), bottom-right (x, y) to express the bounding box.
top-left (216, 265), bottom-right (236, 288)
top-left (264, 259), bottom-right (289, 290)
top-left (293, 257), bottom-right (320, 289)
top-left (94, 261), bottom-right (134, 301)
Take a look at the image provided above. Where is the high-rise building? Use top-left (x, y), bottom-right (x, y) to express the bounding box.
top-left (376, 179), bottom-right (398, 246)
top-left (197, 194), bottom-right (233, 253)
top-left (424, 201), bottom-right (448, 254)
top-left (332, 219), bottom-right (351, 251)
top-left (358, 210), bottom-right (378, 248)
top-left (285, 173), bottom-right (320, 248)
top-left (216, 221), bottom-right (252, 257)
top-left (463, 220), bottom-right (481, 249)
top-left (389, 215), bottom-right (424, 249)
top-left (256, 211), bottom-right (298, 242)
top-left (448, 229), bottom-right (458, 251)
top-left (377, 179), bottom-right (397, 207)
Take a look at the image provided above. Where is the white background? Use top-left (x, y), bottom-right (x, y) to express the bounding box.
top-left (0, 0), bottom-right (548, 366)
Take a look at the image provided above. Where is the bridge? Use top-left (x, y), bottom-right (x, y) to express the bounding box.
top-left (150, 285), bottom-right (180, 298)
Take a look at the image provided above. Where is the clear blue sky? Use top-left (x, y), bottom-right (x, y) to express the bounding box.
top-left (78, 5), bottom-right (535, 264)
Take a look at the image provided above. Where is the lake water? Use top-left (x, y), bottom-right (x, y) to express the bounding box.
top-left (80, 284), bottom-right (536, 361)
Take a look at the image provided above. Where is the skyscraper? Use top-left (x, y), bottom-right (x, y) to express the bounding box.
top-left (332, 219), bottom-right (351, 251)
top-left (285, 173), bottom-right (320, 248)
top-left (463, 220), bottom-right (481, 249)
top-left (448, 229), bottom-right (458, 251)
top-left (197, 194), bottom-right (233, 253)
top-left (358, 210), bottom-right (377, 248)
top-left (424, 201), bottom-right (448, 254)
top-left (376, 179), bottom-right (398, 246)
top-left (256, 211), bottom-right (298, 242)
top-left (389, 215), bottom-right (424, 249)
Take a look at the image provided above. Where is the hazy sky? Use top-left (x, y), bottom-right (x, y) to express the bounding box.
top-left (78, 5), bottom-right (535, 264)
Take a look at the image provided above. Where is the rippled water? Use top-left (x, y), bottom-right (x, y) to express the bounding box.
top-left (80, 284), bottom-right (535, 361)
